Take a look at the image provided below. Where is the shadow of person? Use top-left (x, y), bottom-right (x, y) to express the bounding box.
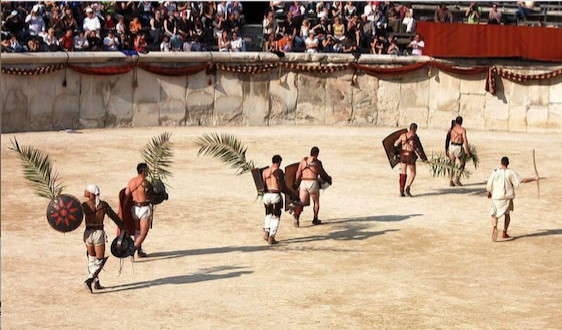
top-left (283, 227), bottom-right (399, 244)
top-left (321, 214), bottom-right (422, 225)
top-left (98, 266), bottom-right (253, 294)
top-left (509, 229), bottom-right (562, 241)
top-left (416, 187), bottom-right (486, 197)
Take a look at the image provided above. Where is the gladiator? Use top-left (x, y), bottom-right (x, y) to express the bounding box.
top-left (394, 123), bottom-right (428, 197)
top-left (262, 155), bottom-right (296, 244)
top-left (82, 184), bottom-right (124, 293)
top-left (293, 147), bottom-right (332, 226)
top-left (446, 116), bottom-right (471, 186)
top-left (125, 163), bottom-right (154, 258)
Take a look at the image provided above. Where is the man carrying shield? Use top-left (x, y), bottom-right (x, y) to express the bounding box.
top-left (486, 157), bottom-right (539, 241)
top-left (261, 155), bottom-right (296, 244)
top-left (293, 147), bottom-right (332, 226)
top-left (82, 184), bottom-right (124, 293)
top-left (125, 163), bottom-right (154, 258)
top-left (394, 123), bottom-right (428, 197)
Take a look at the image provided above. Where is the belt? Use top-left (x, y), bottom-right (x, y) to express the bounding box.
top-left (266, 190), bottom-right (281, 193)
top-left (86, 225), bottom-right (104, 230)
top-left (451, 142), bottom-right (463, 146)
top-left (134, 201), bottom-right (150, 207)
top-left (302, 178), bottom-right (317, 181)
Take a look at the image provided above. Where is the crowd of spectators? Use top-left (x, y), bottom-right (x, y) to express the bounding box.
top-left (262, 1), bottom-right (421, 56)
top-left (1, 1), bottom-right (246, 53)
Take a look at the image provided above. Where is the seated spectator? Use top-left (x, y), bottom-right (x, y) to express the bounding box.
top-left (295, 18), bottom-right (310, 49)
top-left (3, 33), bottom-right (23, 52)
top-left (364, 1), bottom-right (376, 22)
top-left (465, 2), bottom-right (481, 24)
top-left (105, 14), bottom-right (116, 32)
top-left (170, 33), bottom-right (184, 51)
top-left (387, 39), bottom-right (400, 55)
top-left (225, 13), bottom-right (240, 34)
top-left (403, 10), bottom-right (416, 33)
top-left (87, 30), bottom-right (102, 51)
top-left (305, 31), bottom-right (319, 53)
top-left (265, 33), bottom-right (277, 52)
top-left (103, 30), bottom-right (119, 51)
top-left (62, 8), bottom-right (78, 33)
top-left (190, 35), bottom-right (203, 51)
top-left (312, 16), bottom-right (329, 40)
top-left (4, 9), bottom-right (26, 40)
top-left (344, 1), bottom-right (357, 21)
top-left (49, 8), bottom-right (65, 39)
top-left (134, 33), bottom-right (148, 53)
top-left (73, 30), bottom-right (89, 51)
top-left (43, 27), bottom-right (59, 51)
top-left (387, 4), bottom-right (400, 32)
top-left (262, 10), bottom-right (278, 41)
top-left (160, 35), bottom-right (171, 52)
top-left (27, 36), bottom-right (41, 52)
top-left (346, 15), bottom-right (361, 46)
top-left (83, 8), bottom-right (101, 37)
top-left (212, 13), bottom-right (225, 39)
top-left (434, 4), bottom-right (453, 23)
top-left (407, 33), bottom-right (424, 56)
top-left (331, 1), bottom-right (343, 19)
top-left (230, 1), bottom-right (244, 16)
top-left (164, 12), bottom-right (177, 38)
top-left (371, 35), bottom-right (384, 54)
top-left (193, 17), bottom-right (204, 39)
top-left (360, 14), bottom-right (374, 48)
top-left (290, 1), bottom-right (304, 21)
top-left (217, 1), bottom-right (228, 18)
top-left (139, 1), bottom-right (154, 24)
top-left (230, 31), bottom-right (244, 52)
top-left (177, 11), bottom-right (192, 38)
top-left (322, 35), bottom-right (341, 53)
top-left (317, 4), bottom-right (330, 20)
top-left (117, 16), bottom-right (127, 37)
top-left (488, 4), bottom-right (502, 25)
top-left (218, 30), bottom-right (230, 52)
top-left (516, 1), bottom-right (534, 21)
top-left (271, 1), bottom-right (286, 15)
top-left (278, 32), bottom-right (292, 53)
top-left (25, 5), bottom-right (46, 36)
top-left (119, 33), bottom-right (132, 50)
top-left (373, 10), bottom-right (387, 34)
top-left (283, 11), bottom-right (299, 40)
top-left (333, 16), bottom-right (346, 41)
top-left (150, 10), bottom-right (164, 46)
top-left (58, 29), bottom-right (74, 51)
top-left (342, 34), bottom-right (357, 53)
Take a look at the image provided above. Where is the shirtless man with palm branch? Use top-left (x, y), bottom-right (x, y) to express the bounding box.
top-left (446, 116), bottom-right (471, 187)
top-left (82, 184), bottom-right (124, 292)
top-left (293, 147), bottom-right (332, 226)
top-left (125, 163), bottom-right (153, 258)
top-left (262, 155), bottom-right (296, 244)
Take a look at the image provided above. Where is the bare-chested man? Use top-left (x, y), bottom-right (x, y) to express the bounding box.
top-left (294, 147), bottom-right (332, 226)
top-left (82, 184), bottom-right (124, 293)
top-left (262, 155), bottom-right (296, 244)
top-left (125, 163), bottom-right (153, 258)
top-left (446, 116), bottom-right (471, 186)
top-left (394, 123), bottom-right (428, 197)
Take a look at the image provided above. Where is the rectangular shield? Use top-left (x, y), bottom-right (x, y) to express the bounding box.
top-left (382, 128), bottom-right (408, 169)
top-left (284, 162), bottom-right (300, 210)
top-left (251, 167), bottom-right (268, 195)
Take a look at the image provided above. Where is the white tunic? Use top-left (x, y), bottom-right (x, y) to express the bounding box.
top-left (486, 168), bottom-right (522, 217)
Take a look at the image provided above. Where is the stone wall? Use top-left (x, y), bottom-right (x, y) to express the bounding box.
top-left (2, 53), bottom-right (561, 133)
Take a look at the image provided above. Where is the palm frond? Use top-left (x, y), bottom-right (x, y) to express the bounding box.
top-left (427, 152), bottom-right (472, 179)
top-left (195, 133), bottom-right (256, 175)
top-left (141, 132), bottom-right (174, 184)
top-left (463, 144), bottom-right (479, 170)
top-left (9, 137), bottom-right (64, 200)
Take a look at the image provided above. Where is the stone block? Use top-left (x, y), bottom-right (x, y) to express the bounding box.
top-left (106, 71), bottom-right (134, 127)
top-left (508, 81), bottom-right (530, 107)
top-left (213, 71), bottom-right (244, 125)
top-left (79, 75), bottom-right (106, 128)
top-left (296, 73), bottom-right (326, 124)
top-left (526, 106), bottom-right (548, 132)
top-left (351, 74), bottom-right (378, 125)
top-left (325, 72), bottom-right (353, 125)
top-left (484, 91), bottom-right (509, 131)
top-left (459, 72), bottom-right (487, 95)
top-left (186, 71), bottom-right (214, 126)
top-left (549, 75), bottom-right (562, 104)
top-left (428, 110), bottom-right (457, 129)
top-left (528, 80), bottom-right (550, 106)
top-left (376, 78), bottom-right (401, 127)
top-left (133, 102), bottom-right (160, 127)
top-left (508, 105), bottom-right (527, 132)
top-left (1, 74), bottom-right (28, 132)
top-left (27, 75), bottom-right (55, 131)
top-left (269, 70), bottom-right (297, 125)
top-left (158, 76), bottom-right (187, 126)
top-left (548, 103), bottom-right (562, 132)
top-left (53, 69), bottom-right (80, 130)
top-left (429, 70), bottom-right (460, 112)
top-left (242, 74), bottom-right (270, 125)
top-left (133, 70), bottom-right (161, 127)
top-left (459, 94), bottom-right (485, 130)
top-left (399, 107), bottom-right (429, 128)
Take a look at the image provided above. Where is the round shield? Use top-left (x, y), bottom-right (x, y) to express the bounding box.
top-left (110, 233), bottom-right (135, 259)
top-left (46, 194), bottom-right (84, 232)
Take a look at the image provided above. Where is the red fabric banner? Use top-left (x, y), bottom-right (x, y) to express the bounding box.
top-left (68, 63), bottom-right (136, 75)
top-left (417, 22), bottom-right (562, 62)
top-left (138, 63), bottom-right (208, 76)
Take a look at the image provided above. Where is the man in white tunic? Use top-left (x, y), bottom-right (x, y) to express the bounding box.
top-left (486, 157), bottom-right (539, 241)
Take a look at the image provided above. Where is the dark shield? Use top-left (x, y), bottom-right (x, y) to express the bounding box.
top-left (284, 162), bottom-right (300, 210)
top-left (251, 167), bottom-right (269, 195)
top-left (150, 179), bottom-right (169, 205)
top-left (46, 194), bottom-right (84, 232)
top-left (382, 128), bottom-right (408, 169)
top-left (111, 230), bottom-right (135, 258)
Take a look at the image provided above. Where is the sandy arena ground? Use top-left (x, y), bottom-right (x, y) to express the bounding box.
top-left (1, 126), bottom-right (561, 330)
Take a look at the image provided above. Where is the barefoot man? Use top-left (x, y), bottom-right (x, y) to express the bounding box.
top-left (486, 156), bottom-right (539, 242)
top-left (262, 155), bottom-right (296, 244)
top-left (82, 184), bottom-right (124, 293)
top-left (395, 123), bottom-right (428, 197)
top-left (125, 163), bottom-right (153, 258)
top-left (446, 116), bottom-right (471, 186)
top-left (294, 147), bottom-right (332, 226)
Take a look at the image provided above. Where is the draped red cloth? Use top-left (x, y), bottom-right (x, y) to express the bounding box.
top-left (138, 63), bottom-right (208, 76)
top-left (417, 22), bottom-right (562, 62)
top-left (68, 63), bottom-right (136, 75)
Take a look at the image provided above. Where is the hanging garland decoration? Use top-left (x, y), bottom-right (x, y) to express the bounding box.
top-left (138, 62), bottom-right (209, 76)
top-left (282, 62), bottom-right (352, 74)
top-left (354, 61), bottom-right (430, 77)
top-left (216, 62), bottom-right (278, 74)
top-left (1, 63), bottom-right (66, 76)
top-left (68, 63), bottom-right (136, 75)
top-left (485, 66), bottom-right (562, 95)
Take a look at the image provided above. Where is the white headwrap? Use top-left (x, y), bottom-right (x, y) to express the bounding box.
top-left (86, 184), bottom-right (101, 208)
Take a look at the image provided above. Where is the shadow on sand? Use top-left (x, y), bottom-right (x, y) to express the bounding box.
top-left (501, 229), bottom-right (562, 242)
top-left (99, 266), bottom-right (252, 294)
top-left (283, 227), bottom-right (399, 244)
top-left (318, 214), bottom-right (422, 226)
top-left (416, 187), bottom-right (487, 198)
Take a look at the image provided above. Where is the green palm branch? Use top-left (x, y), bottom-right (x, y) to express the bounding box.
top-left (141, 132), bottom-right (174, 184)
top-left (428, 144), bottom-right (479, 179)
top-left (195, 133), bottom-right (256, 175)
top-left (9, 137), bottom-right (64, 200)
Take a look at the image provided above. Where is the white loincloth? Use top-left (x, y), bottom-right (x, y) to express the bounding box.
top-left (300, 180), bottom-right (320, 194)
top-left (448, 144), bottom-right (464, 159)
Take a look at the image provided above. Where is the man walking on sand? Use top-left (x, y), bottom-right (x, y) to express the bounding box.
top-left (486, 156), bottom-right (539, 241)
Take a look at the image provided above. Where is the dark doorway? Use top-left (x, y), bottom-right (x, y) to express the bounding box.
top-left (243, 1), bottom-right (270, 24)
